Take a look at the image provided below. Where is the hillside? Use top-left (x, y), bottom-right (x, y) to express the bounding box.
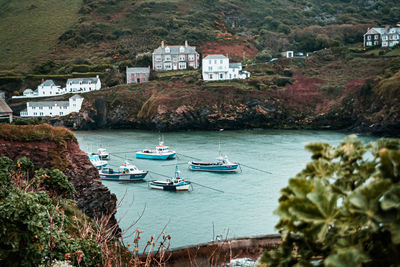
top-left (1, 0), bottom-right (400, 73)
top-left (37, 47), bottom-right (400, 136)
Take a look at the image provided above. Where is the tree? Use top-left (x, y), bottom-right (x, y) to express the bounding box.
top-left (261, 136), bottom-right (400, 266)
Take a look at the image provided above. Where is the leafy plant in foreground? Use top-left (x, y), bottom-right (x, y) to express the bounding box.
top-left (261, 135), bottom-right (400, 266)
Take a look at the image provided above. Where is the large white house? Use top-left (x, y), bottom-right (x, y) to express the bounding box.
top-left (17, 80), bottom-right (65, 98)
top-left (202, 55), bottom-right (250, 81)
top-left (66, 76), bottom-right (101, 93)
top-left (20, 95), bottom-right (84, 117)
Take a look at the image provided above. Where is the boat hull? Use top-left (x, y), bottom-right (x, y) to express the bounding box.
top-left (95, 163), bottom-right (108, 170)
top-left (149, 182), bottom-right (190, 191)
top-left (188, 163), bottom-right (239, 172)
top-left (136, 152), bottom-right (176, 160)
top-left (100, 172), bottom-right (148, 181)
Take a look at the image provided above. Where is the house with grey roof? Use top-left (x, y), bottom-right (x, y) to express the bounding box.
top-left (364, 27), bottom-right (400, 47)
top-left (152, 41), bottom-right (199, 71)
top-left (202, 54), bottom-right (250, 81)
top-left (126, 67), bottom-right (150, 84)
top-left (0, 96), bottom-right (13, 123)
top-left (20, 95), bottom-right (84, 117)
top-left (66, 75), bottom-right (101, 93)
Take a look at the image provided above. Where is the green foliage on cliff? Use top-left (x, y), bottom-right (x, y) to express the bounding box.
top-left (261, 136), bottom-right (400, 266)
top-left (0, 156), bottom-right (102, 266)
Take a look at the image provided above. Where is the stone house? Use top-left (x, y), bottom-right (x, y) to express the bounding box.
top-left (126, 67), bottom-right (150, 84)
top-left (364, 27), bottom-right (400, 48)
top-left (152, 41), bottom-right (199, 71)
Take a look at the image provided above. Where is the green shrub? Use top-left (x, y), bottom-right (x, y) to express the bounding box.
top-left (261, 136), bottom-right (400, 266)
top-left (34, 169), bottom-right (75, 198)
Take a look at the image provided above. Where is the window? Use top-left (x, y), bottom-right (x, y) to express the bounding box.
top-left (209, 60), bottom-right (211, 64)
top-left (49, 112), bottom-right (52, 115)
top-left (155, 56), bottom-right (162, 61)
top-left (209, 74), bottom-right (213, 79)
top-left (382, 36), bottom-right (388, 41)
top-left (49, 107), bottom-right (52, 110)
top-left (375, 35), bottom-right (379, 40)
top-left (367, 35), bottom-right (371, 40)
top-left (188, 55), bottom-right (195, 61)
top-left (219, 74), bottom-right (223, 79)
top-left (164, 55), bottom-right (171, 61)
top-left (219, 66), bottom-right (222, 70)
top-left (39, 107), bottom-right (43, 110)
top-left (73, 104), bottom-right (76, 107)
top-left (220, 60), bottom-right (223, 64)
top-left (165, 47), bottom-right (170, 53)
top-left (208, 66), bottom-right (212, 71)
top-left (214, 60), bottom-right (217, 64)
top-left (178, 62), bottom-right (186, 69)
top-left (33, 107), bottom-right (36, 110)
top-left (60, 112), bottom-right (63, 115)
top-left (164, 63), bottom-right (172, 70)
top-left (179, 46), bottom-right (185, 53)
top-left (34, 112), bottom-right (37, 116)
top-left (156, 64), bottom-right (162, 70)
top-left (179, 55), bottom-right (185, 61)
top-left (230, 74), bottom-right (232, 79)
top-left (40, 112), bottom-right (43, 116)
top-left (367, 41), bottom-right (372, 46)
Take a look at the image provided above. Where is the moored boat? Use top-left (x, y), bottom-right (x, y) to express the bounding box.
top-left (149, 166), bottom-right (191, 191)
top-left (188, 154), bottom-right (239, 173)
top-left (97, 147), bottom-right (109, 160)
top-left (136, 140), bottom-right (176, 160)
top-left (99, 161), bottom-right (148, 181)
top-left (89, 153), bottom-right (108, 170)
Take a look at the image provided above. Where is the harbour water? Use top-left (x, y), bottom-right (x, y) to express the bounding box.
top-left (74, 129), bottom-right (376, 249)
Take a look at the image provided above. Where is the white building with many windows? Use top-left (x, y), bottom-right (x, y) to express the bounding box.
top-left (20, 95), bottom-right (84, 117)
top-left (202, 55), bottom-right (250, 81)
top-left (66, 76), bottom-right (101, 93)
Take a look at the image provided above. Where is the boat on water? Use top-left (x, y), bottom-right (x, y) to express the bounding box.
top-left (99, 161), bottom-right (148, 181)
top-left (136, 139), bottom-right (176, 160)
top-left (89, 154), bottom-right (108, 170)
top-left (149, 166), bottom-right (191, 191)
top-left (188, 144), bottom-right (239, 172)
top-left (97, 148), bottom-right (109, 160)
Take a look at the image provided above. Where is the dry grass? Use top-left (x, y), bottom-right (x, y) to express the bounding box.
top-left (0, 124), bottom-right (77, 143)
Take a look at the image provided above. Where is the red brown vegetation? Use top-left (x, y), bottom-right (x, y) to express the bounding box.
top-left (199, 39), bottom-right (258, 61)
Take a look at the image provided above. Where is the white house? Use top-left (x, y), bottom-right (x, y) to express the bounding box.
top-left (66, 76), bottom-right (101, 93)
top-left (20, 95), bottom-right (84, 117)
top-left (281, 51), bottom-right (294, 58)
top-left (202, 54), bottom-right (250, 81)
top-left (37, 80), bottom-right (65, 96)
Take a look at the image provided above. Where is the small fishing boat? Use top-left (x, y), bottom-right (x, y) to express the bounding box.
top-left (89, 153), bottom-right (108, 170)
top-left (149, 166), bottom-right (191, 191)
top-left (188, 153), bottom-right (239, 173)
top-left (136, 139), bottom-right (176, 160)
top-left (99, 161), bottom-right (148, 181)
top-left (97, 148), bottom-right (109, 160)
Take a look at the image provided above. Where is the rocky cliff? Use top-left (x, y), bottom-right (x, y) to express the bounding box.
top-left (0, 124), bottom-right (119, 230)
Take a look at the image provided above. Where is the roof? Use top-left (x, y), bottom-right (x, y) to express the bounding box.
top-left (127, 67), bottom-right (150, 74)
top-left (0, 97), bottom-right (12, 113)
top-left (40, 80), bottom-right (56, 87)
top-left (28, 101), bottom-right (69, 108)
top-left (229, 63), bottom-right (242, 69)
top-left (203, 54), bottom-right (228, 60)
top-left (23, 89), bottom-right (34, 93)
top-left (67, 77), bottom-right (99, 85)
top-left (153, 45), bottom-right (197, 55)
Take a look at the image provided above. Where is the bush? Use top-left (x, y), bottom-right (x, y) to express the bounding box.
top-left (34, 169), bottom-right (75, 198)
top-left (261, 136), bottom-right (400, 266)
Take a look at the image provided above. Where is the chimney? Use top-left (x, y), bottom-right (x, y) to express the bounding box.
top-left (161, 41), bottom-right (165, 48)
top-left (185, 40), bottom-right (188, 48)
top-left (385, 25), bottom-right (390, 31)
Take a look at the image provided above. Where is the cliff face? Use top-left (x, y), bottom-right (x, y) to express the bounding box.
top-left (0, 126), bottom-right (118, 229)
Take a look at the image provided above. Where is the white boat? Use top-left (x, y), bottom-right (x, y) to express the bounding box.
top-left (97, 147), bottom-right (109, 160)
top-left (188, 154), bottom-right (239, 172)
top-left (99, 161), bottom-right (147, 181)
top-left (89, 153), bottom-right (107, 169)
top-left (149, 166), bottom-right (191, 191)
top-left (136, 139), bottom-right (176, 160)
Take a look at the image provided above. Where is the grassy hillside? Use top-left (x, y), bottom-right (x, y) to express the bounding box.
top-left (0, 0), bottom-right (82, 70)
top-left (1, 0), bottom-right (400, 73)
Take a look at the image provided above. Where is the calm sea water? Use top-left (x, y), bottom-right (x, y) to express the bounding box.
top-left (74, 129), bottom-right (376, 249)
